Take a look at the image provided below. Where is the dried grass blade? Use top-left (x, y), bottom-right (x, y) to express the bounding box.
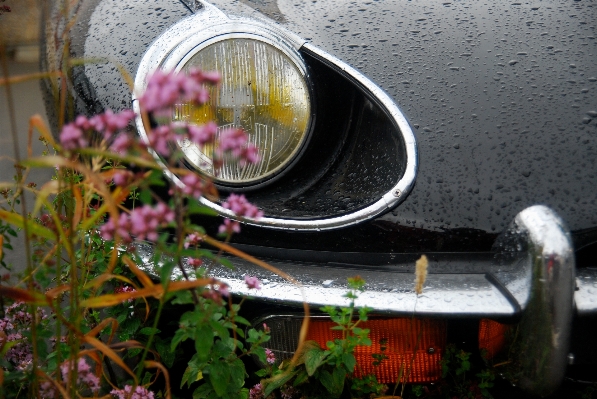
top-left (83, 336), bottom-right (137, 383)
top-left (145, 361), bottom-right (171, 399)
top-left (122, 255), bottom-right (154, 288)
top-left (0, 286), bottom-right (47, 305)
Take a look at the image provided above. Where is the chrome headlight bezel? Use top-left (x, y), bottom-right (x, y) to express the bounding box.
top-left (133, 2), bottom-right (418, 231)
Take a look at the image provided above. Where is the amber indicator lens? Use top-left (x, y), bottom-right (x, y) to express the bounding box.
top-left (306, 318), bottom-right (447, 384)
top-left (478, 319), bottom-right (511, 359)
top-left (173, 37), bottom-right (311, 185)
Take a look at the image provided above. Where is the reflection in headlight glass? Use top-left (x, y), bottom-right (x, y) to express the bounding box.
top-left (173, 38), bottom-right (311, 185)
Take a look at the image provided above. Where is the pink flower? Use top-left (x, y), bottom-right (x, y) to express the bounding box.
top-left (100, 203), bottom-right (174, 243)
top-left (265, 348), bottom-right (276, 365)
top-left (218, 283), bottom-right (230, 297)
top-left (138, 69), bottom-right (218, 115)
top-left (74, 115), bottom-right (91, 130)
top-left (60, 358), bottom-right (100, 392)
top-left (187, 122), bottom-right (217, 146)
top-left (181, 173), bottom-right (203, 198)
top-left (110, 133), bottom-right (135, 154)
top-left (184, 233), bottom-right (202, 249)
top-left (222, 194), bottom-right (263, 219)
top-left (111, 385), bottom-right (155, 399)
top-left (249, 383), bottom-right (264, 399)
top-left (217, 128), bottom-right (261, 166)
top-left (89, 109), bottom-right (135, 139)
top-left (187, 258), bottom-right (203, 268)
top-left (129, 203), bottom-right (174, 241)
top-left (218, 218), bottom-right (240, 235)
top-left (148, 125), bottom-right (174, 156)
top-left (59, 123), bottom-right (88, 150)
top-left (40, 381), bottom-right (57, 398)
top-left (262, 323), bottom-right (270, 334)
top-left (100, 212), bottom-right (133, 243)
top-left (114, 285), bottom-right (136, 303)
top-left (112, 170), bottom-right (133, 187)
top-left (244, 275), bottom-right (261, 290)
top-left (218, 128), bottom-right (247, 154)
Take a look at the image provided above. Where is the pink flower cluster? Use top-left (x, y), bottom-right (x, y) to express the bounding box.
top-left (59, 109), bottom-right (135, 150)
top-left (0, 302), bottom-right (47, 371)
top-left (201, 280), bottom-right (230, 303)
top-left (111, 385), bottom-right (155, 399)
top-left (99, 203), bottom-right (174, 243)
top-left (244, 275), bottom-right (261, 290)
top-left (184, 232), bottom-right (202, 249)
top-left (138, 68), bottom-right (220, 115)
top-left (114, 285), bottom-right (137, 303)
top-left (265, 348), bottom-right (276, 365)
top-left (112, 170), bottom-right (134, 187)
top-left (222, 194), bottom-right (264, 219)
top-left (181, 172), bottom-right (204, 198)
top-left (218, 194), bottom-right (263, 236)
top-left (187, 258), bottom-right (203, 268)
top-left (146, 122), bottom-right (218, 157)
top-left (249, 383), bottom-right (264, 399)
top-left (60, 358), bottom-right (100, 392)
top-left (217, 128), bottom-right (260, 167)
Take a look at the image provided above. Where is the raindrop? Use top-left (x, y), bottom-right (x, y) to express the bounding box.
top-left (508, 60), bottom-right (518, 66)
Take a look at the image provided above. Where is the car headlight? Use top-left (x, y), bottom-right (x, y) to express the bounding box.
top-left (172, 34), bottom-right (312, 186)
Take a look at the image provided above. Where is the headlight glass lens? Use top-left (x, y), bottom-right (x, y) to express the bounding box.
top-left (173, 37), bottom-right (311, 185)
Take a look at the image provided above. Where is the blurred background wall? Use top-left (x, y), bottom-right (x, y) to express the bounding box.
top-left (1, 0), bottom-right (52, 279)
top-left (0, 0), bottom-right (43, 62)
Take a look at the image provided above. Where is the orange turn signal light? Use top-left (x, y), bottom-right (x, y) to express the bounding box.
top-left (306, 318), bottom-right (447, 383)
top-left (478, 318), bottom-right (511, 359)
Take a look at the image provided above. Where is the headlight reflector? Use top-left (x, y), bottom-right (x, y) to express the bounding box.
top-left (173, 36), bottom-right (312, 186)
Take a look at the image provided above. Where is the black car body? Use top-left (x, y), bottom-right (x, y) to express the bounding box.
top-left (41, 0), bottom-right (597, 395)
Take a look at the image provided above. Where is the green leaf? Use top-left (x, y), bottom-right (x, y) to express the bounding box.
top-left (209, 320), bottom-right (230, 340)
top-left (187, 199), bottom-right (219, 216)
top-left (155, 337), bottom-right (175, 368)
top-left (147, 170), bottom-right (166, 186)
top-left (208, 359), bottom-right (231, 396)
top-left (212, 339), bottom-right (234, 359)
top-left (254, 369), bottom-right (268, 378)
top-left (171, 328), bottom-right (189, 351)
top-left (263, 370), bottom-right (297, 398)
top-left (195, 324), bottom-right (214, 362)
top-left (228, 358), bottom-right (246, 392)
top-left (233, 315), bottom-right (251, 326)
top-left (293, 369), bottom-right (309, 386)
top-left (139, 327), bottom-right (161, 335)
top-left (252, 346), bottom-right (267, 364)
top-left (139, 189), bottom-right (152, 205)
top-left (332, 367), bottom-right (346, 397)
top-left (304, 344), bottom-right (329, 376)
top-left (342, 353), bottom-right (356, 373)
top-left (193, 383), bottom-right (215, 399)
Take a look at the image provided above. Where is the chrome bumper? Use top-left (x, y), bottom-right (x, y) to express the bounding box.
top-left (136, 205), bottom-right (595, 396)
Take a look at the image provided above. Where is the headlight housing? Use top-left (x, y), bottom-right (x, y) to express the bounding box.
top-left (133, 2), bottom-right (418, 231)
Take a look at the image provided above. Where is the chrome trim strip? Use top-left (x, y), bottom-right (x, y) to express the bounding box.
top-left (575, 268), bottom-right (597, 315)
top-left (133, 2), bottom-right (418, 231)
top-left (134, 206), bottom-right (573, 322)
